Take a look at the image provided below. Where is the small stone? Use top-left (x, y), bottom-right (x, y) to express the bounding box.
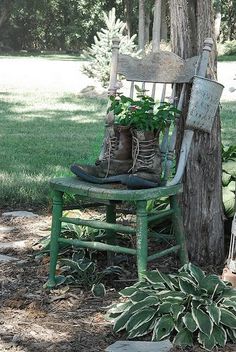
top-left (0, 226), bottom-right (16, 233)
top-left (106, 340), bottom-right (173, 352)
top-left (2, 211), bottom-right (38, 218)
top-left (0, 254), bottom-right (18, 262)
top-left (0, 240), bottom-right (28, 250)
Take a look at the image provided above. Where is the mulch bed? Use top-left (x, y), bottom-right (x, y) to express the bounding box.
top-left (0, 214), bottom-right (235, 352)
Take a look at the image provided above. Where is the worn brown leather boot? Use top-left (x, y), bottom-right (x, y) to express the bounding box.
top-left (127, 129), bottom-right (162, 188)
top-left (71, 124), bottom-right (132, 182)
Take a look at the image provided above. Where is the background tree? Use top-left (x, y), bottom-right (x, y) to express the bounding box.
top-left (170, 0), bottom-right (224, 265)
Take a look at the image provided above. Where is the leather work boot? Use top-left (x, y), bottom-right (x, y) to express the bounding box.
top-left (127, 129), bottom-right (162, 188)
top-left (71, 124), bottom-right (132, 183)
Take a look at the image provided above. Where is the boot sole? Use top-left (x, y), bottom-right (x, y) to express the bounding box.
top-left (70, 164), bottom-right (159, 189)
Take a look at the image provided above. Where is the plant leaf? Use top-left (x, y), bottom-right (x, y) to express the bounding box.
top-left (128, 320), bottom-right (153, 338)
top-left (119, 286), bottom-right (138, 297)
top-left (192, 307), bottom-right (213, 336)
top-left (128, 296), bottom-right (159, 315)
top-left (206, 303), bottom-right (221, 325)
top-left (173, 328), bottom-right (193, 347)
top-left (183, 312), bottom-right (197, 332)
top-left (220, 307), bottom-right (236, 328)
top-left (212, 325), bottom-right (227, 347)
top-left (179, 278), bottom-right (199, 295)
top-left (171, 304), bottom-right (185, 320)
top-left (91, 283), bottom-right (106, 297)
top-left (130, 291), bottom-right (150, 303)
top-left (180, 263), bottom-right (205, 284)
top-left (200, 274), bottom-right (226, 295)
top-left (152, 315), bottom-right (175, 341)
top-left (198, 331), bottom-right (215, 351)
top-left (157, 302), bottom-right (172, 314)
top-left (113, 310), bottom-right (132, 333)
top-left (126, 307), bottom-right (156, 332)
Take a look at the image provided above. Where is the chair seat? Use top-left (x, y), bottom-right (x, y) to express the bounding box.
top-left (50, 176), bottom-right (183, 201)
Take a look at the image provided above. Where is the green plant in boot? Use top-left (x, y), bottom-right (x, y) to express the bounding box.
top-left (107, 263), bottom-right (236, 350)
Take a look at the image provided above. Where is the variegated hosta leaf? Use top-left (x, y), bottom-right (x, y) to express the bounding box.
top-left (157, 302), bottom-right (172, 314)
top-left (226, 327), bottom-right (236, 343)
top-left (183, 312), bottom-right (197, 332)
top-left (119, 286), bottom-right (138, 297)
top-left (178, 272), bottom-right (197, 285)
top-left (192, 307), bottom-right (213, 336)
top-left (91, 283), bottom-right (106, 297)
top-left (128, 296), bottom-right (159, 315)
top-left (212, 325), bottom-right (227, 347)
top-left (171, 304), bottom-right (185, 320)
top-left (126, 307), bottom-right (156, 332)
top-left (199, 274), bottom-right (226, 295)
top-left (108, 301), bottom-right (132, 316)
top-left (158, 291), bottom-right (186, 303)
top-left (198, 331), bottom-right (215, 351)
top-left (206, 303), bottom-right (221, 325)
top-left (180, 263), bottom-right (205, 284)
top-left (173, 328), bottom-right (193, 347)
top-left (113, 310), bottom-right (132, 333)
top-left (179, 278), bottom-right (199, 295)
top-left (220, 307), bottom-right (236, 328)
top-left (133, 281), bottom-right (152, 290)
top-left (175, 316), bottom-right (185, 332)
top-left (222, 299), bottom-right (236, 310)
top-left (221, 287), bottom-right (236, 298)
top-left (152, 315), bottom-right (175, 341)
top-left (130, 290), bottom-right (150, 303)
top-left (128, 320), bottom-right (153, 339)
top-left (143, 270), bottom-right (174, 290)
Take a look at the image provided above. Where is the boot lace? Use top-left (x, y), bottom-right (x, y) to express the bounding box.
top-left (101, 136), bottom-right (118, 177)
top-left (131, 136), bottom-right (156, 172)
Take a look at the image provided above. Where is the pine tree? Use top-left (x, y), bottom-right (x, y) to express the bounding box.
top-left (82, 8), bottom-right (139, 87)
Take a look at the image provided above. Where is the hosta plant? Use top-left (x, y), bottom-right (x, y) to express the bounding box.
top-left (107, 264), bottom-right (236, 350)
top-left (56, 249), bottom-right (123, 297)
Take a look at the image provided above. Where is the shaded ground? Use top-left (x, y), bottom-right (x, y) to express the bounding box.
top-left (0, 214), bottom-right (119, 352)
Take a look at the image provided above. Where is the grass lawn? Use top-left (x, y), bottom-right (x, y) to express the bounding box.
top-left (0, 55), bottom-right (235, 210)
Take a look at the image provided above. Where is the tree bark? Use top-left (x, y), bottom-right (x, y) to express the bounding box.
top-left (0, 0), bottom-right (14, 29)
top-left (152, 0), bottom-right (161, 52)
top-left (214, 0), bottom-right (222, 40)
top-left (160, 0), bottom-right (168, 41)
top-left (139, 0), bottom-right (146, 50)
top-left (170, 0), bottom-right (224, 265)
top-left (123, 0), bottom-right (133, 37)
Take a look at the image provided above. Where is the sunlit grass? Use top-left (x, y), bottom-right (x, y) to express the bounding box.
top-left (0, 90), bottom-right (106, 209)
top-left (221, 101), bottom-right (236, 146)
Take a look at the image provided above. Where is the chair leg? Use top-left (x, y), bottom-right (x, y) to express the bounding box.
top-left (45, 190), bottom-right (63, 289)
top-left (170, 195), bottom-right (189, 265)
top-left (136, 200), bottom-right (148, 280)
top-left (106, 202), bottom-right (116, 266)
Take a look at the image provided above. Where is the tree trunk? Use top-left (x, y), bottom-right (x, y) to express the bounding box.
top-left (152, 0), bottom-right (161, 52)
top-left (161, 0), bottom-right (168, 41)
top-left (123, 0), bottom-right (133, 37)
top-left (170, 0), bottom-right (224, 265)
top-left (0, 0), bottom-right (14, 29)
top-left (214, 0), bottom-right (222, 40)
top-left (139, 0), bottom-right (146, 50)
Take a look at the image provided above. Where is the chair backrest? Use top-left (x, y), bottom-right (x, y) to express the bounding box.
top-left (107, 37), bottom-right (216, 186)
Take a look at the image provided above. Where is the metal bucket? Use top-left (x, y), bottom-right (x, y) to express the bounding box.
top-left (186, 76), bottom-right (224, 133)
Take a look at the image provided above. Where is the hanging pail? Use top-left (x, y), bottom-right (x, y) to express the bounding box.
top-left (186, 76), bottom-right (224, 133)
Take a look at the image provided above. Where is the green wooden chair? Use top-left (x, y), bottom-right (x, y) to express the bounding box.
top-left (45, 38), bottom-right (217, 288)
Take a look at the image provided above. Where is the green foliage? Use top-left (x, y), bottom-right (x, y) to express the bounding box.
top-left (82, 8), bottom-right (139, 87)
top-left (108, 91), bottom-right (180, 132)
top-left (107, 263), bottom-right (236, 350)
top-left (57, 249), bottom-right (123, 297)
top-left (222, 144), bottom-right (236, 218)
